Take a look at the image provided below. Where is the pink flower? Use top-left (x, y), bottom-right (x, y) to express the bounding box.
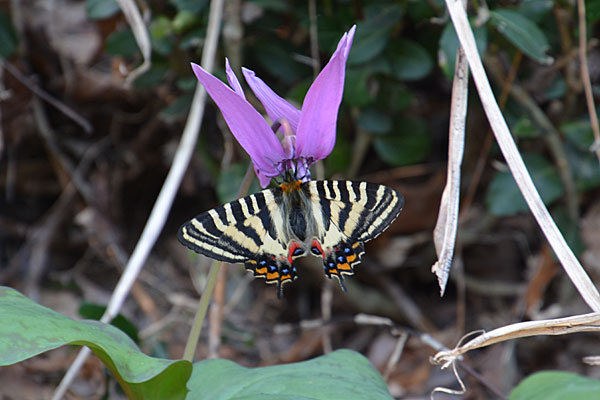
top-left (191, 26), bottom-right (356, 187)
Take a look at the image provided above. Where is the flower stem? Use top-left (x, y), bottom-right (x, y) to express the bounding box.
top-left (183, 260), bottom-right (223, 361)
top-left (182, 163), bottom-right (255, 361)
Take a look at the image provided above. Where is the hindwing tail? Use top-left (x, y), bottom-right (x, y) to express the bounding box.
top-left (306, 180), bottom-right (404, 289)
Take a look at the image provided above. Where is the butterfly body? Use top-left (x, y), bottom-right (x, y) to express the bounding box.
top-left (178, 179), bottom-right (404, 296)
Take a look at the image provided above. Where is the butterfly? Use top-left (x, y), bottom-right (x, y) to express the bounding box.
top-left (178, 178), bottom-right (404, 297)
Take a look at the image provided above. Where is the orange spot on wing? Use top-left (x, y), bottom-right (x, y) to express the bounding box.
top-left (255, 267), bottom-right (267, 275)
top-left (266, 272), bottom-right (279, 281)
top-left (346, 255), bottom-right (356, 263)
top-left (337, 263), bottom-right (351, 271)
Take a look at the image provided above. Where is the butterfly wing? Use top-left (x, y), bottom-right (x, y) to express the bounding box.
top-left (305, 180), bottom-right (404, 289)
top-left (177, 188), bottom-right (297, 295)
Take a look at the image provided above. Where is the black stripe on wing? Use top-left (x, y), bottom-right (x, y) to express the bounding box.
top-left (177, 190), bottom-right (275, 263)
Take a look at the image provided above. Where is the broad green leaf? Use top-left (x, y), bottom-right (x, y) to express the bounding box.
top-left (248, 0), bottom-right (290, 13)
top-left (510, 371), bottom-right (600, 400)
top-left (254, 41), bottom-right (310, 84)
top-left (0, 286), bottom-right (192, 400)
top-left (343, 68), bottom-right (372, 107)
top-left (86, 0), bottom-right (120, 20)
top-left (150, 16), bottom-right (175, 56)
top-left (439, 21), bottom-right (487, 79)
top-left (160, 92), bottom-right (194, 123)
top-left (588, 0), bottom-right (600, 24)
top-left (373, 116), bottom-right (430, 166)
top-left (133, 64), bottom-right (169, 89)
top-left (551, 206), bottom-right (585, 256)
top-left (561, 120), bottom-right (595, 150)
top-left (188, 349), bottom-right (392, 400)
top-left (489, 9), bottom-right (553, 65)
top-left (512, 117), bottom-right (541, 138)
top-left (544, 77), bottom-right (566, 100)
top-left (173, 11), bottom-right (198, 33)
top-left (217, 163), bottom-right (260, 203)
top-left (359, 108), bottom-right (393, 135)
top-left (0, 10), bottom-right (18, 59)
top-left (387, 39), bottom-right (433, 81)
top-left (347, 4), bottom-right (403, 65)
top-left (517, 0), bottom-right (554, 23)
top-left (168, 0), bottom-right (208, 13)
top-left (565, 143), bottom-right (600, 191)
top-left (79, 302), bottom-right (140, 343)
top-left (326, 129), bottom-right (352, 175)
top-left (106, 28), bottom-right (138, 56)
top-left (486, 153), bottom-right (564, 216)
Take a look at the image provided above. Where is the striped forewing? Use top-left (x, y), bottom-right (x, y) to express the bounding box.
top-left (306, 180), bottom-right (404, 245)
top-left (177, 188), bottom-right (288, 263)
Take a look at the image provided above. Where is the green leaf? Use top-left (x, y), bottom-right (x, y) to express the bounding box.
top-left (510, 371), bottom-right (600, 400)
top-left (439, 21), bottom-right (487, 79)
top-left (544, 77), bottom-right (566, 100)
top-left (133, 64), bottom-right (169, 89)
top-left (253, 41), bottom-right (310, 84)
top-left (489, 9), bottom-right (553, 65)
top-left (551, 207), bottom-right (585, 256)
top-left (565, 143), bottom-right (600, 191)
top-left (150, 16), bottom-right (175, 56)
top-left (588, 0), bottom-right (600, 25)
top-left (78, 302), bottom-right (140, 343)
top-left (512, 117), bottom-right (541, 138)
top-left (86, 0), bottom-right (120, 20)
top-left (0, 10), bottom-right (18, 59)
top-left (169, 0), bottom-right (208, 13)
top-left (359, 108), bottom-right (393, 135)
top-left (106, 28), bottom-right (138, 56)
top-left (343, 68), bottom-right (372, 107)
top-left (517, 0), bottom-right (554, 23)
top-left (188, 349), bottom-right (392, 400)
top-left (173, 10), bottom-right (198, 33)
top-left (347, 4), bottom-right (403, 65)
top-left (326, 137), bottom-right (352, 176)
top-left (160, 92), bottom-right (195, 123)
top-left (373, 116), bottom-right (430, 166)
top-left (561, 120), bottom-right (595, 150)
top-left (486, 153), bottom-right (564, 216)
top-left (216, 163), bottom-right (260, 203)
top-left (0, 286), bottom-right (192, 400)
top-left (387, 39), bottom-right (433, 81)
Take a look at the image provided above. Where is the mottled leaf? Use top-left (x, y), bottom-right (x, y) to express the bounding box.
top-left (0, 286), bottom-right (192, 400)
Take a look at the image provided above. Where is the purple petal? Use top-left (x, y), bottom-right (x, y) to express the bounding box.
top-left (295, 25), bottom-right (356, 160)
top-left (242, 68), bottom-right (301, 131)
top-left (225, 58), bottom-right (245, 99)
top-left (191, 63), bottom-right (286, 178)
top-left (254, 165), bottom-right (275, 188)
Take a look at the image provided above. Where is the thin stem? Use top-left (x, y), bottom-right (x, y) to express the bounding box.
top-left (182, 164), bottom-right (255, 361)
top-left (183, 261), bottom-right (223, 361)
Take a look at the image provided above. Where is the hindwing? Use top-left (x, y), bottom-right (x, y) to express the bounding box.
top-left (305, 180), bottom-right (404, 289)
top-left (177, 188), bottom-right (298, 295)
